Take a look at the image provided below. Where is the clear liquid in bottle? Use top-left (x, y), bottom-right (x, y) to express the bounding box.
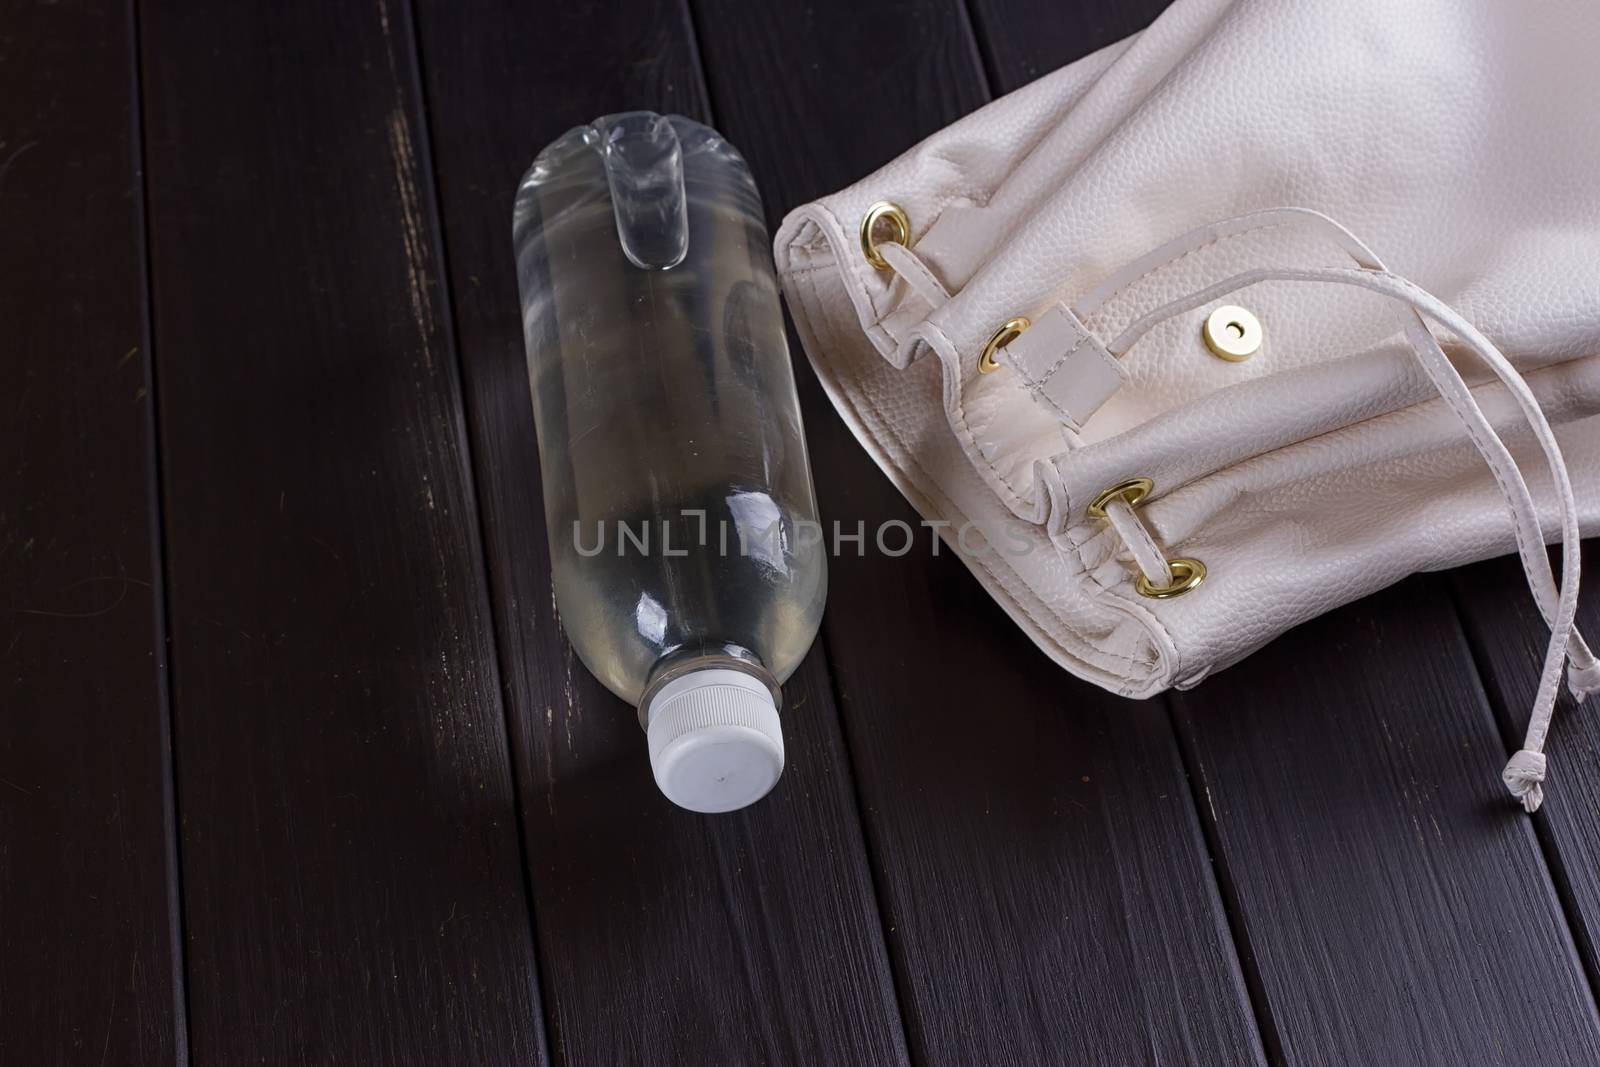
top-left (513, 113), bottom-right (826, 812)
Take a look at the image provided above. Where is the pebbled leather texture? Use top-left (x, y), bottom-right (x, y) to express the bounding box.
top-left (994, 304), bottom-right (1125, 432)
top-left (774, 0), bottom-right (1600, 701)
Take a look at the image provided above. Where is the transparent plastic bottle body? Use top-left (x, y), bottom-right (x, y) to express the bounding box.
top-left (513, 113), bottom-right (825, 725)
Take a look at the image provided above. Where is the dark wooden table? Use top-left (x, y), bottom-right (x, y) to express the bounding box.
top-left (6, 1), bottom-right (1600, 1063)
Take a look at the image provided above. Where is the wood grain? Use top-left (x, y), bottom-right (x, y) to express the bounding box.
top-left (692, 1), bottom-right (1265, 1062)
top-left (970, 4), bottom-right (1600, 1062)
top-left (0, 1), bottom-right (184, 1062)
top-left (1453, 545), bottom-right (1600, 983)
top-left (139, 1), bottom-right (545, 1061)
top-left (10, 1), bottom-right (1595, 1063)
top-left (967, 0), bottom-right (1164, 93)
top-left (1171, 578), bottom-right (1600, 1065)
top-left (412, 0), bottom-right (909, 1062)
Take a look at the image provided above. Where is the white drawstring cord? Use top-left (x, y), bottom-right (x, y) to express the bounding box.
top-left (877, 242), bottom-right (952, 308)
top-left (871, 209), bottom-right (1591, 808)
top-left (1084, 209), bottom-right (1600, 713)
top-left (1101, 495), bottom-right (1173, 588)
top-left (1107, 265), bottom-right (1587, 811)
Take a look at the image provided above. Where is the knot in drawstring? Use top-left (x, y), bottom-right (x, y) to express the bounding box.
top-left (1502, 749), bottom-right (1548, 813)
top-left (874, 207), bottom-right (1590, 811)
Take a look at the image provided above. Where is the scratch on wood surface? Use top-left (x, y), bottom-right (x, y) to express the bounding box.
top-left (544, 705), bottom-right (556, 815)
top-left (547, 574), bottom-right (578, 753)
top-left (307, 533), bottom-right (343, 561)
top-left (97, 975), bottom-right (117, 1067)
top-left (562, 641), bottom-right (576, 754)
top-left (374, 0), bottom-right (437, 364)
top-left (0, 774), bottom-right (34, 796)
top-left (387, 110), bottom-right (436, 361)
top-left (17, 575), bottom-right (150, 619)
top-left (0, 140), bottom-right (38, 193)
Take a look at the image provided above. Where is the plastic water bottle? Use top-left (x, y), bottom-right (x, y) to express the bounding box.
top-left (513, 113), bottom-right (827, 813)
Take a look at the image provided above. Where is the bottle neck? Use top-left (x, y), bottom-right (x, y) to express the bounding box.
top-left (637, 643), bottom-right (779, 728)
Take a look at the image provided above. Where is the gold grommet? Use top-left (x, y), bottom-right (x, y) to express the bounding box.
top-left (1202, 305), bottom-right (1262, 362)
top-left (1135, 557), bottom-right (1206, 599)
top-left (978, 317), bottom-right (1030, 374)
top-left (1086, 477), bottom-right (1153, 519)
top-left (859, 201), bottom-right (911, 270)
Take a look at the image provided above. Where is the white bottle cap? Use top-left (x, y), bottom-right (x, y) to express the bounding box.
top-left (643, 668), bottom-right (784, 813)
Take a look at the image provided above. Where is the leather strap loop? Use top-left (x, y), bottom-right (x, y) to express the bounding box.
top-left (877, 241), bottom-right (951, 309)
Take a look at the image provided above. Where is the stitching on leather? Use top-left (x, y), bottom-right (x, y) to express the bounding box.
top-left (1027, 373), bottom-right (1083, 428)
top-left (929, 316), bottom-right (1169, 645)
top-left (1030, 320), bottom-right (1092, 383)
top-left (803, 193), bottom-right (971, 324)
top-left (1065, 515), bottom-right (1176, 675)
top-left (936, 313), bottom-right (1089, 508)
top-left (924, 316), bottom-right (1032, 514)
top-left (787, 260), bottom-right (1159, 676)
top-left (1055, 237), bottom-right (1382, 531)
top-left (1009, 332), bottom-right (1091, 427)
top-left (921, 315), bottom-right (1175, 667)
top-left (1075, 264), bottom-right (1526, 580)
top-left (781, 206), bottom-right (1188, 680)
top-left (881, 243), bottom-right (952, 304)
top-left (944, 225), bottom-right (1306, 522)
top-left (1071, 265), bottom-right (1554, 681)
top-left (784, 263), bottom-right (845, 278)
top-left (1279, 267), bottom-right (1547, 599)
top-left (1076, 343), bottom-right (1599, 569)
top-left (1031, 382), bottom-right (1081, 428)
top-left (1106, 500), bottom-right (1169, 583)
top-left (795, 269), bottom-right (1119, 654)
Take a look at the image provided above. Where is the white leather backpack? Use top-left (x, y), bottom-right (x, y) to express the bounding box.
top-left (774, 0), bottom-right (1600, 810)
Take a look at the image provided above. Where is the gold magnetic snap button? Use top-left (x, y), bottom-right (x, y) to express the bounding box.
top-left (1202, 305), bottom-right (1262, 362)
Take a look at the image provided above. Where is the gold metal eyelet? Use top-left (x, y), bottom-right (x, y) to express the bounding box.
top-left (1087, 477), bottom-right (1207, 599)
top-left (859, 201), bottom-right (911, 270)
top-left (978, 317), bottom-right (1030, 374)
top-left (1086, 477), bottom-right (1153, 519)
top-left (1202, 305), bottom-right (1262, 361)
top-left (1135, 557), bottom-right (1206, 599)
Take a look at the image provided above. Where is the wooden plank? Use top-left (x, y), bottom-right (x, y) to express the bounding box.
top-left (692, 1), bottom-right (1265, 1063)
top-left (1171, 578), bottom-right (1600, 1064)
top-left (138, 2), bottom-right (546, 1062)
top-left (977, 4), bottom-right (1600, 1061)
top-left (1453, 544), bottom-right (1600, 978)
top-left (0, 1), bottom-right (184, 1062)
top-left (968, 0), bottom-right (1164, 91)
top-left (411, 1), bottom-right (908, 1063)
